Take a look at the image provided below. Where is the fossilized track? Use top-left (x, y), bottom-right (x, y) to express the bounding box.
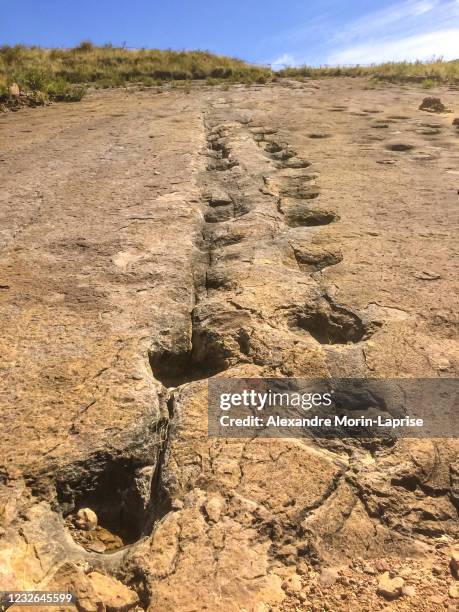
top-left (148, 108), bottom-right (377, 390)
top-left (10, 99), bottom-right (384, 610)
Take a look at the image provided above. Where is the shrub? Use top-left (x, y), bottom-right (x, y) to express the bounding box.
top-left (74, 40), bottom-right (95, 53)
top-left (46, 78), bottom-right (87, 101)
top-left (422, 78), bottom-right (436, 88)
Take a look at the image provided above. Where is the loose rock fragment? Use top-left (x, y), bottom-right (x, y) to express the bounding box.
top-left (377, 572), bottom-right (404, 600)
top-left (87, 572), bottom-right (139, 611)
top-left (75, 508), bottom-right (98, 531)
top-left (419, 97), bottom-right (449, 113)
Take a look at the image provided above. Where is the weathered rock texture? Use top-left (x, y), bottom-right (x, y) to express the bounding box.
top-left (0, 79), bottom-right (457, 611)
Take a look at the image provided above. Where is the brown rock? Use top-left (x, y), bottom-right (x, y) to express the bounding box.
top-left (450, 584), bottom-right (459, 599)
top-left (377, 572), bottom-right (404, 600)
top-left (419, 97), bottom-right (448, 113)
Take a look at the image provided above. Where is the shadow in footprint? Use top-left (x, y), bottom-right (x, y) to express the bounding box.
top-left (385, 143), bottom-right (415, 152)
top-left (288, 297), bottom-right (374, 344)
top-left (280, 201), bottom-right (338, 227)
top-left (308, 133), bottom-right (331, 139)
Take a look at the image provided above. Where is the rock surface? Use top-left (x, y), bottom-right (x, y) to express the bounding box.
top-left (0, 79), bottom-right (457, 611)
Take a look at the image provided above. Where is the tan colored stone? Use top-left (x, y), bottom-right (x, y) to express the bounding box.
top-left (75, 508), bottom-right (98, 530)
top-left (377, 572), bottom-right (404, 600)
top-left (87, 572), bottom-right (139, 611)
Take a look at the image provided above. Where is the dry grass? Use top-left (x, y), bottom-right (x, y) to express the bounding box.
top-left (2, 45), bottom-right (457, 109)
top-left (0, 43), bottom-right (272, 103)
top-left (279, 58), bottom-right (459, 83)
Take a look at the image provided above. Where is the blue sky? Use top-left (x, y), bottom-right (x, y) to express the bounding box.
top-left (1, 0), bottom-right (458, 66)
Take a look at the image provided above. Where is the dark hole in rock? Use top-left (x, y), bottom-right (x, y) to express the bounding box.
top-left (385, 143), bottom-right (415, 151)
top-left (308, 133), bottom-right (331, 139)
top-left (280, 158), bottom-right (311, 169)
top-left (419, 128), bottom-right (441, 135)
top-left (210, 232), bottom-right (245, 248)
top-left (264, 142), bottom-right (284, 153)
top-left (271, 149), bottom-right (297, 161)
top-left (209, 140), bottom-right (230, 158)
top-left (206, 193), bottom-right (232, 207)
top-left (290, 299), bottom-right (372, 344)
top-left (205, 269), bottom-right (235, 291)
top-left (293, 247), bottom-right (343, 271)
top-left (391, 475), bottom-right (418, 491)
top-left (56, 453), bottom-right (163, 551)
top-left (149, 328), bottom-right (230, 387)
top-left (232, 199), bottom-right (252, 217)
top-left (208, 159), bottom-right (239, 171)
top-left (204, 206), bottom-right (234, 223)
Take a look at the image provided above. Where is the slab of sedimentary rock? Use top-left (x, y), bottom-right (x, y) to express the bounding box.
top-left (0, 80), bottom-right (457, 610)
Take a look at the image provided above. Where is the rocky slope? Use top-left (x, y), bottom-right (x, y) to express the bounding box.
top-left (0, 79), bottom-right (458, 611)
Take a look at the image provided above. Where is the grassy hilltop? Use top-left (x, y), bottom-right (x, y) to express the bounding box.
top-left (1, 43), bottom-right (458, 107)
top-left (0, 42), bottom-right (271, 102)
top-left (279, 58), bottom-right (459, 85)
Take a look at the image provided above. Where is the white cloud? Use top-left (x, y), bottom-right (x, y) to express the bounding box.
top-left (261, 0), bottom-right (459, 67)
top-left (328, 28), bottom-right (459, 64)
top-left (332, 0), bottom-right (439, 44)
top-left (270, 53), bottom-right (297, 69)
